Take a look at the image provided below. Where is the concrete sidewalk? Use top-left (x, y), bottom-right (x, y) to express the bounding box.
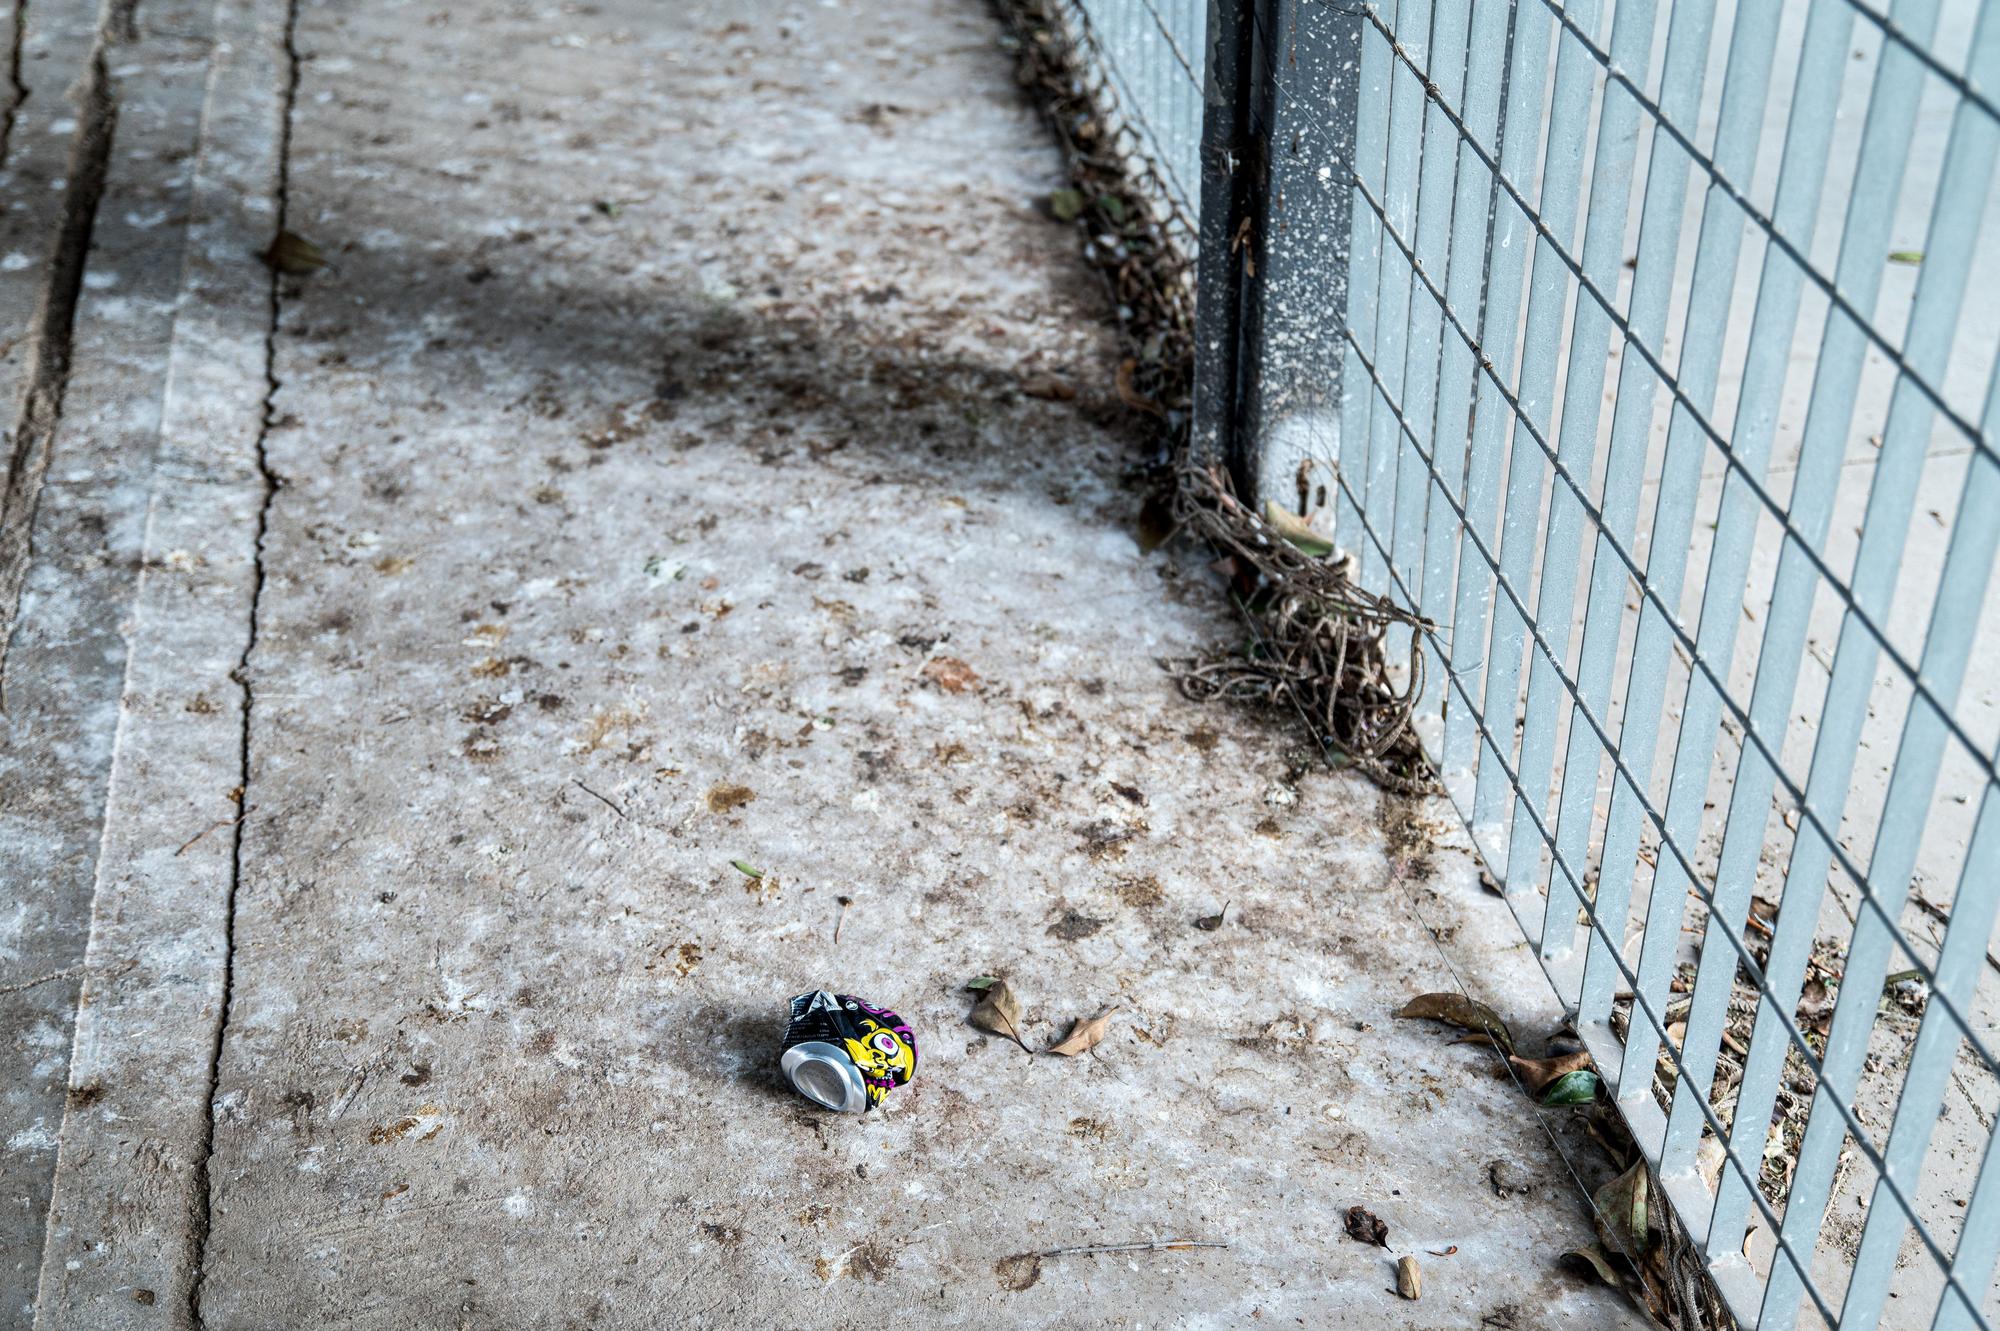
top-left (3, 0), bottom-right (1645, 1326)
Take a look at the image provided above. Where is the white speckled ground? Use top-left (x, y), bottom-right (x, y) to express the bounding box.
top-left (4, 0), bottom-right (1645, 1326)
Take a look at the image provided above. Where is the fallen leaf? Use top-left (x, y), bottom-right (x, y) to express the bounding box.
top-left (1593, 1159), bottom-right (1649, 1262)
top-left (262, 230), bottom-right (326, 275)
top-left (1020, 373), bottom-right (1076, 401)
top-left (1395, 992), bottom-right (1515, 1054)
top-left (964, 976), bottom-right (1002, 992)
top-left (1262, 500), bottom-right (1335, 557)
top-left (1428, 1245), bottom-right (1458, 1257)
top-left (1540, 1069), bottom-right (1601, 1106)
top-left (1046, 1009), bottom-right (1116, 1056)
top-left (1396, 1255), bottom-right (1422, 1300)
top-left (969, 979), bottom-right (1031, 1051)
top-left (921, 656), bottom-right (979, 694)
top-left (1888, 249), bottom-right (1924, 265)
top-left (1195, 902), bottom-right (1230, 931)
top-left (1048, 188), bottom-right (1085, 222)
top-left (994, 1252), bottom-right (1043, 1291)
top-left (1562, 1243), bottom-right (1620, 1287)
top-left (705, 782), bottom-right (756, 813)
top-left (1508, 1049), bottom-right (1593, 1095)
top-left (1344, 1205), bottom-right (1389, 1247)
top-left (1115, 358), bottom-right (1165, 417)
top-left (729, 860), bottom-right (763, 880)
top-left (1136, 489), bottom-right (1176, 553)
top-left (1696, 1136), bottom-right (1726, 1191)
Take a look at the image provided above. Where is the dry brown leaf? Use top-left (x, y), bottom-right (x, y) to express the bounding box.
top-left (1136, 489), bottom-right (1176, 553)
top-left (921, 656), bottom-right (979, 694)
top-left (1045, 1008), bottom-right (1117, 1056)
top-left (1562, 1242), bottom-right (1620, 1287)
top-left (969, 980), bottom-right (1031, 1052)
top-left (1593, 1159), bottom-right (1650, 1262)
top-left (1395, 992), bottom-right (1515, 1054)
top-left (1344, 1205), bottom-right (1389, 1247)
top-left (1696, 1136), bottom-right (1726, 1191)
top-left (1395, 1255), bottom-right (1422, 1300)
top-left (262, 229), bottom-right (327, 275)
top-left (1020, 373), bottom-right (1077, 401)
top-left (1507, 1049), bottom-right (1593, 1095)
top-left (1114, 358), bottom-right (1165, 417)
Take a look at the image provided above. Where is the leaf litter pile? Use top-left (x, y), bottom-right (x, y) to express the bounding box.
top-left (1395, 989), bottom-right (1733, 1329)
top-left (993, 0), bottom-right (1432, 795)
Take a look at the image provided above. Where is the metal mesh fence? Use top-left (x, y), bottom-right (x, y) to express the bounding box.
top-left (1056, 2), bottom-right (2000, 1327)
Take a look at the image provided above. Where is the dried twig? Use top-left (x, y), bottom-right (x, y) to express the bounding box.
top-left (1031, 1239), bottom-right (1228, 1258)
top-left (1167, 465), bottom-right (1433, 792)
top-left (572, 779), bottom-right (627, 820)
top-left (176, 804), bottom-right (256, 856)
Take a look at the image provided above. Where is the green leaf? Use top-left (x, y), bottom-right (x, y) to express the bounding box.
top-left (1262, 500), bottom-right (1335, 557)
top-left (1098, 195), bottom-right (1128, 224)
top-left (1540, 1069), bottom-right (1600, 1105)
top-left (964, 975), bottom-right (1002, 992)
top-left (1048, 189), bottom-right (1085, 222)
top-left (730, 860), bottom-right (763, 879)
top-left (1887, 249), bottom-right (1924, 265)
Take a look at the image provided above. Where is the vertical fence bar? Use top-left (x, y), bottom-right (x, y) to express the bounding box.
top-left (1553, 0), bottom-right (1723, 1011)
top-left (1473, 0), bottom-right (1605, 894)
top-left (1612, 0), bottom-right (1870, 1120)
top-left (1839, 448), bottom-right (2000, 1326)
top-left (1935, 1122), bottom-right (2000, 1331)
top-left (1416, 0), bottom-right (1510, 733)
top-left (1480, 0), bottom-right (1607, 928)
top-left (1575, 0), bottom-right (1785, 1058)
top-left (1752, 48), bottom-right (1993, 1331)
top-left (1449, 0), bottom-right (1554, 841)
top-left (1515, 0), bottom-right (1661, 978)
top-left (1335, 4), bottom-right (1391, 559)
top-left (1388, 1), bottom-right (1469, 632)
top-left (1358, 0), bottom-right (1432, 592)
top-left (1667, 0), bottom-right (1950, 1227)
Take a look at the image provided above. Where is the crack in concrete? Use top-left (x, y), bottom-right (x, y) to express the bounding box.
top-left (184, 0), bottom-right (300, 1319)
top-left (183, 0), bottom-right (300, 1320)
top-left (0, 0), bottom-right (137, 708)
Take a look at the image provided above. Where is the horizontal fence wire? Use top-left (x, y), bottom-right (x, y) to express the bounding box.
top-left (1059, 0), bottom-right (2000, 1327)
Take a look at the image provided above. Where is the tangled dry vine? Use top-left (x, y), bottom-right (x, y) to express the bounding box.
top-left (994, 0), bottom-right (1433, 794)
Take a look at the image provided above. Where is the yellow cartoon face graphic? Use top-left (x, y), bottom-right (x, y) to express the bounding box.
top-left (843, 1018), bottom-right (917, 1107)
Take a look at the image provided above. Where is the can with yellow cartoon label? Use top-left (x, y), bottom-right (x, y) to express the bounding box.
top-left (779, 990), bottom-right (918, 1113)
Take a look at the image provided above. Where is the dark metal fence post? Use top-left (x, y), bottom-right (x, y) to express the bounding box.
top-left (1192, 0), bottom-right (1359, 511)
top-left (1191, 0), bottom-right (1269, 495)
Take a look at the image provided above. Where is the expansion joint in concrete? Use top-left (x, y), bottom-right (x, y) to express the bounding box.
top-left (0, 0), bottom-right (138, 704)
top-left (185, 0), bottom-right (300, 1323)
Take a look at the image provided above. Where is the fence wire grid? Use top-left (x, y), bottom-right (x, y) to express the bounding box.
top-left (1058, 1), bottom-right (2000, 1328)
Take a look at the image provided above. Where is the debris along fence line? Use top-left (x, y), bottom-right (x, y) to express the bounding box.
top-left (1050, 0), bottom-right (2000, 1327)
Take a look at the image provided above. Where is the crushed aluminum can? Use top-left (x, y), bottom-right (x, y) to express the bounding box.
top-left (779, 990), bottom-right (918, 1113)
